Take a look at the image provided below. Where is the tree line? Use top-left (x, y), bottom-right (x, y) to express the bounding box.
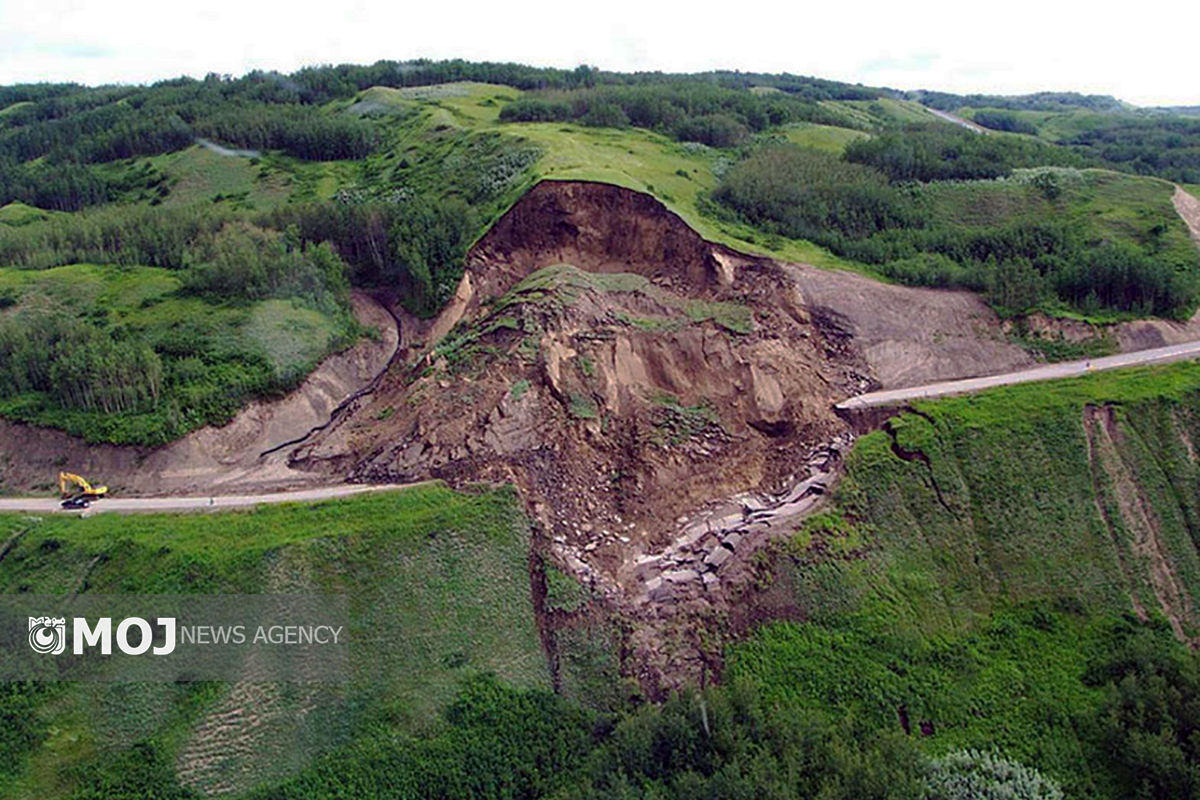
top-left (0, 99), bottom-right (377, 167)
top-left (499, 83), bottom-right (852, 147)
top-left (1064, 116), bottom-right (1200, 184)
top-left (0, 193), bottom-right (480, 317)
top-left (843, 123), bottom-right (1085, 182)
top-left (714, 142), bottom-right (1197, 317)
top-left (0, 309), bottom-right (163, 417)
top-left (905, 90), bottom-right (1126, 113)
top-left (971, 110), bottom-right (1039, 135)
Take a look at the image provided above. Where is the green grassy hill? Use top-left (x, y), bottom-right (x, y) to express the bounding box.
top-left (0, 485), bottom-right (548, 798)
top-left (0, 202), bottom-right (54, 227)
top-left (734, 361), bottom-right (1200, 797)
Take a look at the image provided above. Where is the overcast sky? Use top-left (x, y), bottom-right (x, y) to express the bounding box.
top-left (0, 0), bottom-right (1197, 106)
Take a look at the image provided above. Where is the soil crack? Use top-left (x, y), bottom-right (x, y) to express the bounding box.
top-left (882, 420), bottom-right (952, 514)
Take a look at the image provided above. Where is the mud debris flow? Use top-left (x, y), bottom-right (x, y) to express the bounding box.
top-left (623, 434), bottom-right (853, 607)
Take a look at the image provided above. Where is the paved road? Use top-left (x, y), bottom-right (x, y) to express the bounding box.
top-left (0, 484), bottom-right (402, 516)
top-left (837, 339), bottom-right (1200, 410)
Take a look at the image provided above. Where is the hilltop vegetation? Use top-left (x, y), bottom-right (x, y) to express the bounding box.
top-left (714, 138), bottom-right (1196, 317)
top-left (908, 88), bottom-right (1200, 184)
top-left (0, 58), bottom-right (1198, 437)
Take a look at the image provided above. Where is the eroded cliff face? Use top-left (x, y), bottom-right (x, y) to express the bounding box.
top-left (293, 183), bottom-right (868, 567)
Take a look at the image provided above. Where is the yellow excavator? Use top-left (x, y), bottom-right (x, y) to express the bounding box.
top-left (58, 472), bottom-right (107, 509)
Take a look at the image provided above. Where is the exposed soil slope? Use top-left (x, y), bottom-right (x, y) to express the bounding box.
top-left (295, 183), bottom-right (1054, 525)
top-left (1084, 404), bottom-right (1199, 643)
top-left (786, 263), bottom-right (1034, 387)
top-left (1175, 185), bottom-right (1200, 244)
top-left (295, 183), bottom-right (863, 559)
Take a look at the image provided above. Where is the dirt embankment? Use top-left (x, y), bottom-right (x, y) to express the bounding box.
top-left (1175, 185), bottom-right (1200, 244)
top-left (0, 291), bottom-right (399, 495)
top-left (786, 264), bottom-right (1034, 388)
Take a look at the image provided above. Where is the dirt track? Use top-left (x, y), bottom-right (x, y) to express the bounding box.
top-left (837, 338), bottom-right (1200, 410)
top-left (0, 484), bottom-right (405, 515)
top-left (926, 107), bottom-right (987, 133)
top-left (1176, 185), bottom-right (1200, 244)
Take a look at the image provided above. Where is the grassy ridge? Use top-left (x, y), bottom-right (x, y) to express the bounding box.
top-left (146, 146), bottom-right (290, 210)
top-left (828, 359), bottom-right (1200, 632)
top-left (333, 81), bottom-right (867, 272)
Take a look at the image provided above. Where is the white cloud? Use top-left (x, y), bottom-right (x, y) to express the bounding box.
top-left (0, 0), bottom-right (1196, 105)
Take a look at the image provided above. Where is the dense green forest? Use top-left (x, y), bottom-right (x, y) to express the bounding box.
top-left (0, 60), bottom-right (882, 210)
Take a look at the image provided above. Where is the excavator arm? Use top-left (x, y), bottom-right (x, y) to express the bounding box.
top-left (58, 472), bottom-right (107, 499)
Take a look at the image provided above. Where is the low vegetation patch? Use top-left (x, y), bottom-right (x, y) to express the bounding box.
top-left (0, 485), bottom-right (548, 797)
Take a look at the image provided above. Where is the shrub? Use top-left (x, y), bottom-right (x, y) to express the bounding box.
top-left (924, 750), bottom-right (1064, 800)
top-left (499, 97), bottom-right (573, 123)
top-left (672, 113), bottom-right (750, 147)
top-left (182, 222), bottom-right (350, 313)
top-left (712, 144), bottom-right (919, 239)
top-left (845, 124), bottom-right (1084, 183)
top-left (580, 102), bottom-right (629, 129)
top-left (973, 111), bottom-right (1039, 135)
